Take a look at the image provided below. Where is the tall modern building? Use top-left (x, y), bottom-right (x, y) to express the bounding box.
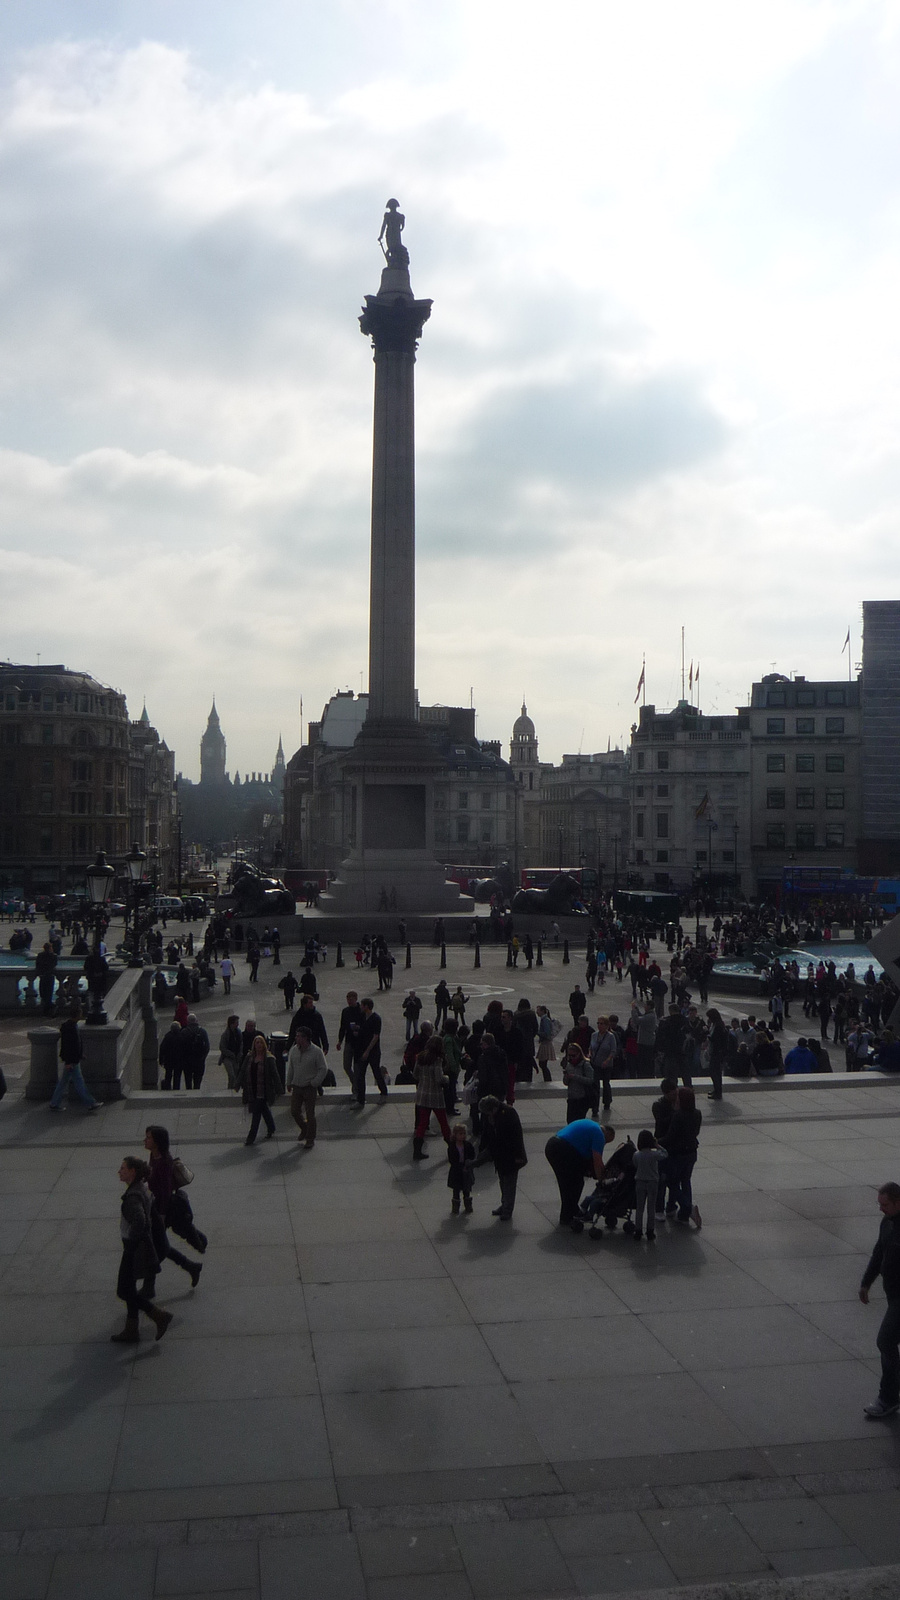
top-left (860, 600), bottom-right (900, 873)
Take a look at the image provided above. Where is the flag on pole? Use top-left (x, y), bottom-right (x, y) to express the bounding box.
top-left (695, 791), bottom-right (711, 819)
top-left (689, 661), bottom-right (693, 693)
top-left (841, 628), bottom-right (850, 653)
top-left (634, 662), bottom-right (645, 704)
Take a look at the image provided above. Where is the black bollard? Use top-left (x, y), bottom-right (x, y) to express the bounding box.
top-left (405, 942), bottom-right (412, 969)
top-left (563, 938), bottom-right (570, 965)
top-left (536, 941), bottom-right (543, 967)
top-left (440, 942), bottom-right (447, 969)
top-left (506, 942), bottom-right (514, 968)
top-left (474, 942), bottom-right (481, 969)
top-left (336, 941), bottom-right (344, 968)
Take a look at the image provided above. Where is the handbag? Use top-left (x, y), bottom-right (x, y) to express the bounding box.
top-left (172, 1157), bottom-right (194, 1188)
top-left (461, 1076), bottom-right (479, 1106)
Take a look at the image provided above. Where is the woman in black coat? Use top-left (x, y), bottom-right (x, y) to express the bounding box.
top-left (662, 1087), bottom-right (702, 1228)
top-left (111, 1157), bottom-right (173, 1343)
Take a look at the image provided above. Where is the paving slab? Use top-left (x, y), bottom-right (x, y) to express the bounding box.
top-left (1, 945), bottom-right (899, 1598)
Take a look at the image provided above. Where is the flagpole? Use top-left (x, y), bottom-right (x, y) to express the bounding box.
top-left (642, 653), bottom-right (646, 706)
top-left (848, 628), bottom-right (852, 684)
top-left (681, 627), bottom-right (685, 701)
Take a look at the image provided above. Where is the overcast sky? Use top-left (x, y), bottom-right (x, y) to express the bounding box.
top-left (1, 0), bottom-right (899, 779)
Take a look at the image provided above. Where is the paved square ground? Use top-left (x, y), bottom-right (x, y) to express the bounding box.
top-left (1, 934), bottom-right (899, 1598)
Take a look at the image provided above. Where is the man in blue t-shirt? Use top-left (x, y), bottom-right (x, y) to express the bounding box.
top-left (545, 1118), bottom-right (614, 1232)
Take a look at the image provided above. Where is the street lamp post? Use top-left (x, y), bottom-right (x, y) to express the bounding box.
top-left (125, 842), bottom-right (147, 969)
top-left (84, 850), bottom-right (115, 1025)
top-left (612, 834), bottom-right (619, 893)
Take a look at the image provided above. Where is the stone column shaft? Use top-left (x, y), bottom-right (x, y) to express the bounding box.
top-left (368, 348), bottom-right (416, 723)
top-left (359, 278), bottom-right (431, 732)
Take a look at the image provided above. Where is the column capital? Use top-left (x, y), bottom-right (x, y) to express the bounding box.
top-left (360, 294), bottom-right (432, 356)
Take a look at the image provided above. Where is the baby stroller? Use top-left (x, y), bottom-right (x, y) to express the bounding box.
top-left (579, 1137), bottom-right (636, 1239)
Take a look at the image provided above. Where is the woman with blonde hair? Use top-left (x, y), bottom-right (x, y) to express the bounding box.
top-left (235, 1033), bottom-right (280, 1145)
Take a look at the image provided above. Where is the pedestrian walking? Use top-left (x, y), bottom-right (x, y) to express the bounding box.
top-left (859, 1182), bottom-right (900, 1419)
top-left (562, 1042), bottom-right (594, 1122)
top-left (110, 1156), bottom-right (173, 1344)
top-left (235, 1034), bottom-right (280, 1144)
top-left (447, 1122), bottom-right (475, 1213)
top-left (474, 1095), bottom-right (527, 1220)
top-left (217, 1015), bottom-right (242, 1090)
top-left (402, 990), bottom-right (422, 1041)
top-left (285, 1026), bottom-right (329, 1148)
top-left (352, 998), bottom-right (387, 1105)
top-left (535, 1005), bottom-right (555, 1082)
top-left (412, 1036), bottom-right (451, 1158)
top-left (49, 1004), bottom-right (99, 1112)
top-left (142, 1126), bottom-right (203, 1295)
top-left (661, 1087), bottom-right (702, 1227)
top-left (632, 1129), bottom-right (666, 1241)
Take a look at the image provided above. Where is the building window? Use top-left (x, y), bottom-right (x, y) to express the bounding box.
top-left (41, 761), bottom-right (53, 782)
top-left (636, 752), bottom-right (645, 770)
top-left (825, 789), bottom-right (845, 809)
top-left (796, 825), bottom-right (815, 849)
top-left (766, 789), bottom-right (786, 809)
top-left (40, 828), bottom-right (53, 854)
top-left (456, 817), bottom-right (470, 843)
top-left (795, 789), bottom-right (815, 809)
top-left (41, 724), bottom-right (54, 744)
top-left (825, 754), bottom-right (845, 772)
top-left (657, 784), bottom-right (668, 797)
top-left (104, 790), bottom-right (114, 815)
top-left (766, 825), bottom-right (785, 848)
top-left (825, 717), bottom-right (844, 733)
top-left (635, 848), bottom-right (645, 864)
top-left (506, 793), bottom-right (511, 810)
top-left (722, 849), bottom-right (734, 862)
top-left (796, 754), bottom-right (815, 773)
top-left (656, 850), bottom-right (669, 863)
top-left (528, 772), bottom-right (534, 790)
top-left (825, 824), bottom-right (845, 846)
top-left (796, 718), bottom-right (815, 735)
top-left (656, 751), bottom-right (669, 770)
top-left (635, 813), bottom-right (645, 837)
top-left (480, 822), bottom-right (492, 842)
top-left (481, 792), bottom-right (491, 809)
top-left (766, 718), bottom-right (785, 735)
top-left (825, 688), bottom-right (846, 705)
top-left (766, 690), bottom-right (786, 706)
top-left (695, 849), bottom-right (707, 863)
top-left (795, 689), bottom-right (815, 706)
top-left (457, 791), bottom-right (468, 809)
top-left (767, 754), bottom-right (785, 772)
top-left (39, 789), bottom-right (53, 813)
top-left (635, 786), bottom-right (644, 797)
top-left (656, 813), bottom-right (669, 838)
top-left (71, 760), bottom-right (92, 782)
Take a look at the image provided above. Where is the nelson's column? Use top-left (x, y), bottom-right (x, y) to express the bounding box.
top-left (323, 202), bottom-right (471, 913)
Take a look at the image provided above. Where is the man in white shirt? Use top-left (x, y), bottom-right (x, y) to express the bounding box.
top-left (285, 1025), bottom-right (329, 1148)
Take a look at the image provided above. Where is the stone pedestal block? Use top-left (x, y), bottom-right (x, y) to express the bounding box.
top-left (26, 1027), bottom-right (61, 1100)
top-left (82, 1022), bottom-right (126, 1101)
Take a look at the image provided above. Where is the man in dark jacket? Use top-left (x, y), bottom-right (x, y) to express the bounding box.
top-left (288, 995), bottom-right (329, 1054)
top-left (475, 1096), bottom-right (527, 1220)
top-left (50, 1005), bottom-right (99, 1110)
top-left (656, 1005), bottom-right (690, 1086)
top-left (35, 942), bottom-right (58, 1014)
top-left (352, 998), bottom-right (387, 1105)
top-left (159, 1022), bottom-right (182, 1090)
top-left (859, 1182), bottom-right (900, 1418)
top-left (179, 1015), bottom-right (210, 1090)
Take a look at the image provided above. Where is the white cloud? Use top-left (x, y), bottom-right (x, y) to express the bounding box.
top-left (0, 6), bottom-right (898, 783)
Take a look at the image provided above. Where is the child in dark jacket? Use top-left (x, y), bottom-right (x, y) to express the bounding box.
top-left (447, 1122), bottom-right (476, 1214)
